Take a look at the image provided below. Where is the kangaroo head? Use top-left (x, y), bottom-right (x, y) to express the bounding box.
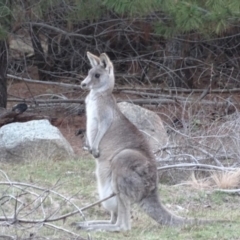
top-left (81, 52), bottom-right (115, 92)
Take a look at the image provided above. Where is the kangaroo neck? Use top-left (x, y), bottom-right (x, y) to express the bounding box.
top-left (89, 87), bottom-right (113, 99)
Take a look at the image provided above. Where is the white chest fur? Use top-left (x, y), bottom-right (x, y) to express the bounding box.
top-left (85, 91), bottom-right (117, 212)
top-left (85, 92), bottom-right (99, 147)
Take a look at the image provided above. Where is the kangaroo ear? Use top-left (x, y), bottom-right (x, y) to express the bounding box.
top-left (87, 52), bottom-right (101, 67)
top-left (100, 53), bottom-right (113, 73)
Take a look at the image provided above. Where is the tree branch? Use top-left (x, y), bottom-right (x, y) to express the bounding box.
top-left (7, 74), bottom-right (82, 89)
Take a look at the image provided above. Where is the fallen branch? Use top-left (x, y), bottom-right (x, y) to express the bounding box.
top-left (116, 86), bottom-right (240, 94)
top-left (7, 74), bottom-right (83, 89)
top-left (120, 90), bottom-right (188, 100)
top-left (126, 98), bottom-right (231, 106)
top-left (0, 103), bottom-right (29, 127)
top-left (121, 89), bottom-right (233, 107)
top-left (8, 98), bottom-right (85, 104)
top-left (157, 163), bottom-right (236, 172)
top-left (0, 235), bottom-right (14, 240)
top-left (7, 97), bottom-right (231, 107)
top-left (120, 90), bottom-right (196, 104)
top-left (213, 188), bottom-right (240, 194)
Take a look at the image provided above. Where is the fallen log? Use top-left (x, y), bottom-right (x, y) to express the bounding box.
top-left (0, 103), bottom-right (50, 127)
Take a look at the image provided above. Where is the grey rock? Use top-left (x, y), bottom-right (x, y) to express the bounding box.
top-left (118, 102), bottom-right (168, 153)
top-left (0, 120), bottom-right (74, 162)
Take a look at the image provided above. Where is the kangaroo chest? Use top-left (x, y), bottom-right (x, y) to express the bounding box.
top-left (85, 93), bottom-right (99, 147)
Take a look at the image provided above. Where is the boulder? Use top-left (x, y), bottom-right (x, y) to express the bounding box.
top-left (0, 120), bottom-right (74, 162)
top-left (118, 102), bottom-right (168, 154)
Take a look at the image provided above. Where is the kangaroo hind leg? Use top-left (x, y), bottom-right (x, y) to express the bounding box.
top-left (77, 194), bottom-right (131, 232)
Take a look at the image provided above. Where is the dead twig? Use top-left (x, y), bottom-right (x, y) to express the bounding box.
top-left (0, 178), bottom-right (115, 224)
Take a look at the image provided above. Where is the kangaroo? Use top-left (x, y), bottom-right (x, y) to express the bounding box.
top-left (76, 52), bottom-right (223, 232)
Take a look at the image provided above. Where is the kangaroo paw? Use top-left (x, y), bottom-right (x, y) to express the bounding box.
top-left (73, 222), bottom-right (104, 232)
top-left (92, 148), bottom-right (100, 158)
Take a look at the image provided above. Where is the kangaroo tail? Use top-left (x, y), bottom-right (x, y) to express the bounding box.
top-left (138, 192), bottom-right (209, 226)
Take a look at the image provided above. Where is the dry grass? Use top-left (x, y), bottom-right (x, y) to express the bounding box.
top-left (211, 169), bottom-right (240, 189)
top-left (186, 172), bottom-right (212, 190)
top-left (185, 169), bottom-right (240, 190)
top-left (0, 158), bottom-right (240, 240)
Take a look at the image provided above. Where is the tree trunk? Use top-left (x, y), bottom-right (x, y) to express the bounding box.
top-left (29, 26), bottom-right (50, 81)
top-left (165, 38), bottom-right (184, 88)
top-left (0, 40), bottom-right (8, 108)
top-left (46, 33), bottom-right (59, 80)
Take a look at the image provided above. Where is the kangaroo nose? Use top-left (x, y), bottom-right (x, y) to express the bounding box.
top-left (81, 82), bottom-right (87, 88)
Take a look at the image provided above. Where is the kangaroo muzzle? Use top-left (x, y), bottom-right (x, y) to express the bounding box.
top-left (81, 75), bottom-right (91, 89)
top-left (81, 82), bottom-right (87, 89)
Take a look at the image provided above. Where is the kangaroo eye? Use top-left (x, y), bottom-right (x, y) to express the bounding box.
top-left (95, 73), bottom-right (100, 78)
